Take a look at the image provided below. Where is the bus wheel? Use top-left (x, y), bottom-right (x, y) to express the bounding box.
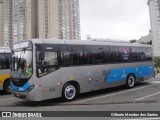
top-left (126, 74), bottom-right (135, 88)
top-left (62, 83), bottom-right (77, 101)
top-left (4, 80), bottom-right (11, 94)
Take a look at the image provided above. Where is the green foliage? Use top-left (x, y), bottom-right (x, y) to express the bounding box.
top-left (154, 57), bottom-right (160, 68)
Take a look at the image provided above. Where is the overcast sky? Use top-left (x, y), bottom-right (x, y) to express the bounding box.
top-left (80, 0), bottom-right (150, 41)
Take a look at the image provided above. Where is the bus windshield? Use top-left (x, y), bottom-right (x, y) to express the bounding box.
top-left (11, 49), bottom-right (32, 79)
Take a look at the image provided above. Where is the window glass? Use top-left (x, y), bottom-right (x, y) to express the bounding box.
top-left (84, 46), bottom-right (95, 64)
top-left (36, 45), bottom-right (58, 77)
top-left (131, 47), bottom-right (144, 61)
top-left (104, 47), bottom-right (110, 63)
top-left (141, 49), bottom-right (146, 61)
top-left (144, 47), bottom-right (152, 61)
top-left (83, 46), bottom-right (104, 64)
top-left (94, 46), bottom-right (104, 64)
top-left (0, 53), bottom-right (5, 69)
top-left (0, 53), bottom-right (11, 69)
top-left (119, 47), bottom-right (131, 62)
top-left (11, 50), bottom-right (32, 78)
top-left (109, 46), bottom-right (120, 62)
top-left (60, 46), bottom-right (83, 66)
top-left (4, 53), bottom-right (11, 69)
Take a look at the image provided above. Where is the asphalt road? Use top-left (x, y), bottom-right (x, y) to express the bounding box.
top-left (0, 76), bottom-right (160, 120)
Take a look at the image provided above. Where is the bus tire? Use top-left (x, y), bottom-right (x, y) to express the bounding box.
top-left (62, 83), bottom-right (77, 101)
top-left (3, 80), bottom-right (11, 94)
top-left (126, 74), bottom-right (135, 88)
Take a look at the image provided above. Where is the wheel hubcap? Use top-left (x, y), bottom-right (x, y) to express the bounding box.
top-left (65, 85), bottom-right (76, 100)
top-left (128, 76), bottom-right (135, 87)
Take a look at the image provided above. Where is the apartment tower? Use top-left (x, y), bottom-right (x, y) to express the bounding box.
top-left (59, 0), bottom-right (81, 39)
top-left (36, 0), bottom-right (60, 39)
top-left (148, 0), bottom-right (160, 56)
top-left (0, 0), bottom-right (3, 46)
top-left (2, 0), bottom-right (81, 47)
top-left (32, 0), bottom-right (81, 40)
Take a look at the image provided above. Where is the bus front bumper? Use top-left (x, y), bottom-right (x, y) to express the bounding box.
top-left (13, 91), bottom-right (26, 99)
top-left (11, 86), bottom-right (42, 101)
top-left (11, 89), bottom-right (26, 99)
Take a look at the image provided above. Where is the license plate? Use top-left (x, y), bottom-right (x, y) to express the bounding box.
top-left (16, 94), bottom-right (20, 97)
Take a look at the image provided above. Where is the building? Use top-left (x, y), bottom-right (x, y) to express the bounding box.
top-left (36, 0), bottom-right (60, 39)
top-left (59, 0), bottom-right (81, 40)
top-left (2, 0), bottom-right (81, 47)
top-left (37, 0), bottom-right (81, 40)
top-left (148, 0), bottom-right (160, 56)
top-left (12, 0), bottom-right (26, 42)
top-left (0, 0), bottom-right (3, 46)
top-left (3, 0), bottom-right (13, 46)
top-left (137, 31), bottom-right (152, 44)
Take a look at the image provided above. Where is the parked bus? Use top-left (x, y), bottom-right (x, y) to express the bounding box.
top-left (0, 47), bottom-right (11, 94)
top-left (10, 39), bottom-right (154, 101)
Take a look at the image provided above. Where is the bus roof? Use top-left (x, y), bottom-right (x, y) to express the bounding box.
top-left (0, 47), bottom-right (11, 53)
top-left (13, 38), bottom-right (152, 48)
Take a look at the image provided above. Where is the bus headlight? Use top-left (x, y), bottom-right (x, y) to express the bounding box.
top-left (26, 85), bottom-right (35, 93)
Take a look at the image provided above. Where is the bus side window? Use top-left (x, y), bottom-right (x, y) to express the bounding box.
top-left (104, 47), bottom-right (110, 63)
top-left (37, 50), bottom-right (59, 77)
top-left (144, 47), bottom-right (152, 61)
top-left (109, 46), bottom-right (120, 63)
top-left (39, 52), bottom-right (45, 61)
top-left (84, 46), bottom-right (95, 64)
top-left (131, 47), bottom-right (141, 61)
top-left (4, 53), bottom-right (11, 69)
top-left (0, 53), bottom-right (5, 69)
top-left (94, 47), bottom-right (104, 64)
top-left (60, 46), bottom-right (83, 66)
top-left (79, 52), bottom-right (85, 64)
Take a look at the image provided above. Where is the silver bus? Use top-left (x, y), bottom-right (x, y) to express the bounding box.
top-left (0, 47), bottom-right (11, 94)
top-left (10, 39), bottom-right (154, 101)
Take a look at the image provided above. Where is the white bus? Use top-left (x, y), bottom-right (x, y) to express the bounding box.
top-left (10, 39), bottom-right (154, 101)
top-left (0, 47), bottom-right (11, 94)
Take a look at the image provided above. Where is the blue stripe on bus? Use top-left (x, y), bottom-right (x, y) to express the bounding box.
top-left (105, 66), bottom-right (153, 83)
top-left (11, 82), bottom-right (30, 92)
top-left (10, 66), bottom-right (153, 91)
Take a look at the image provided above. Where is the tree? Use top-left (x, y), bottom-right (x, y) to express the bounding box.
top-left (154, 57), bottom-right (160, 68)
top-left (130, 40), bottom-right (137, 43)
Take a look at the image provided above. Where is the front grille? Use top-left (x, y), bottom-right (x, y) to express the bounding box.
top-left (11, 78), bottom-right (29, 87)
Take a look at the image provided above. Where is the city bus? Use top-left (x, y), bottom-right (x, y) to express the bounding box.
top-left (10, 39), bottom-right (154, 101)
top-left (0, 47), bottom-right (11, 94)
